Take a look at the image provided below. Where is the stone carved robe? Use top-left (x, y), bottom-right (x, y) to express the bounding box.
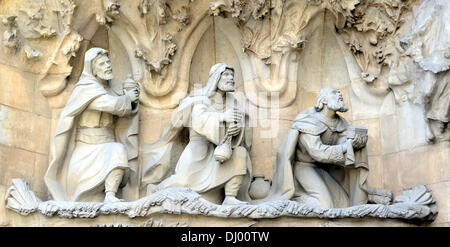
top-left (141, 63), bottom-right (253, 201)
top-left (44, 48), bottom-right (139, 202)
top-left (259, 107), bottom-right (369, 208)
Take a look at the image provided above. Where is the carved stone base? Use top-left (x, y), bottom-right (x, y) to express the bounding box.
top-left (5, 179), bottom-right (437, 224)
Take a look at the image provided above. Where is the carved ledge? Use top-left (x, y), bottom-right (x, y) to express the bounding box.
top-left (5, 179), bottom-right (437, 222)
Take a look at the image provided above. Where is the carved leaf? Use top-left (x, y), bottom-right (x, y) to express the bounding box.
top-left (394, 185), bottom-right (435, 205)
top-left (5, 179), bottom-right (41, 215)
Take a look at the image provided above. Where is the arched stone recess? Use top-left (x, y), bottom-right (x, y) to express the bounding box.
top-left (105, 0), bottom-right (215, 109)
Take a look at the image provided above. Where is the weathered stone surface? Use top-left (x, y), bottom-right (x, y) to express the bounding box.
top-left (0, 145), bottom-right (36, 187)
top-left (0, 185), bottom-right (10, 226)
top-left (0, 0), bottom-right (448, 227)
top-left (5, 180), bottom-right (438, 223)
top-left (0, 63), bottom-right (35, 112)
top-left (0, 105), bottom-right (51, 155)
top-left (352, 118), bottom-right (382, 156)
top-left (380, 115), bottom-right (400, 155)
top-left (383, 144), bottom-right (448, 192)
top-left (367, 156), bottom-right (383, 189)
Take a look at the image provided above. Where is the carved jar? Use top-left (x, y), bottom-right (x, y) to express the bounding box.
top-left (248, 174), bottom-right (272, 200)
top-left (214, 138), bottom-right (232, 163)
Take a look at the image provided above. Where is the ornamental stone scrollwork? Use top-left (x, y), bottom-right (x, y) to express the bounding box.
top-left (0, 0), bottom-right (83, 107)
top-left (209, 0), bottom-right (299, 108)
top-left (206, 0), bottom-right (414, 108)
top-left (328, 0), bottom-right (412, 82)
top-left (96, 0), bottom-right (215, 108)
top-left (386, 0), bottom-right (450, 143)
top-left (24, 44), bottom-right (43, 60)
top-left (5, 179), bottom-right (437, 221)
top-left (19, 4), bottom-right (57, 39)
top-left (2, 15), bottom-right (20, 51)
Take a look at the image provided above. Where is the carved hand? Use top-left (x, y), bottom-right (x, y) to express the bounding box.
top-left (126, 86), bottom-right (140, 102)
top-left (351, 135), bottom-right (368, 150)
top-left (227, 123), bottom-right (241, 136)
top-left (223, 108), bottom-right (243, 123)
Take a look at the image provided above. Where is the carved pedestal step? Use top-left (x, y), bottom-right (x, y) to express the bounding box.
top-left (5, 179), bottom-right (437, 223)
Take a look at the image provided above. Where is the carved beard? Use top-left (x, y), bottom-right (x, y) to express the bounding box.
top-left (95, 69), bottom-right (114, 81)
top-left (328, 99), bottom-right (349, 112)
top-left (218, 80), bottom-right (235, 92)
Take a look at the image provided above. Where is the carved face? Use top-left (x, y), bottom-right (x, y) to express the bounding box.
top-left (326, 88), bottom-right (348, 112)
top-left (217, 69), bottom-right (235, 92)
top-left (92, 54), bottom-right (113, 81)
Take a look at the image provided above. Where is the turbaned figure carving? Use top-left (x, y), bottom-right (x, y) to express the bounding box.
top-left (262, 87), bottom-right (369, 208)
top-left (141, 63), bottom-right (253, 205)
top-left (44, 48), bottom-right (140, 203)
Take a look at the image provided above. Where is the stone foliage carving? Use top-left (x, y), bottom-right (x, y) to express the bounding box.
top-left (5, 179), bottom-right (437, 221)
top-left (97, 0), bottom-right (211, 109)
top-left (329, 0), bottom-right (412, 82)
top-left (386, 0), bottom-right (449, 142)
top-left (0, 0), bottom-right (83, 105)
top-left (2, 15), bottom-right (20, 51)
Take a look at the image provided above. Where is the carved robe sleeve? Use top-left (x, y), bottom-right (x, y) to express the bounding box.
top-left (191, 103), bottom-right (222, 145)
top-left (87, 94), bottom-right (133, 117)
top-left (299, 133), bottom-right (346, 165)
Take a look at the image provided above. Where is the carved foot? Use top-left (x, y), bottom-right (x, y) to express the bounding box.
top-left (104, 192), bottom-right (125, 203)
top-left (222, 196), bottom-right (248, 206)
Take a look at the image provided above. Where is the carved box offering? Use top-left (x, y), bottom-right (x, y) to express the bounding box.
top-left (346, 125), bottom-right (368, 139)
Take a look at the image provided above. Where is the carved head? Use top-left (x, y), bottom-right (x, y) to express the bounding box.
top-left (92, 52), bottom-right (113, 81)
top-left (190, 63), bottom-right (234, 97)
top-left (217, 68), bottom-right (235, 92)
top-left (314, 87), bottom-right (348, 113)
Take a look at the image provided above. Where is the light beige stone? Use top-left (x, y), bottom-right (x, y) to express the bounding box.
top-left (380, 115), bottom-right (400, 155)
top-left (398, 145), bottom-right (447, 188)
top-left (139, 108), bottom-right (174, 145)
top-left (426, 181), bottom-right (450, 224)
top-left (33, 79), bottom-right (52, 118)
top-left (382, 152), bottom-right (402, 192)
top-left (0, 0), bottom-right (448, 227)
top-left (0, 185), bottom-right (10, 226)
top-left (0, 63), bottom-right (35, 112)
top-left (383, 144), bottom-right (448, 192)
top-left (0, 105), bottom-right (51, 155)
top-left (352, 118), bottom-right (381, 156)
top-left (338, 87), bottom-right (353, 122)
top-left (297, 89), bottom-right (319, 113)
top-left (189, 24), bottom-right (216, 91)
top-left (33, 153), bottom-right (48, 195)
top-left (367, 156), bottom-right (383, 189)
top-left (0, 145), bottom-right (35, 187)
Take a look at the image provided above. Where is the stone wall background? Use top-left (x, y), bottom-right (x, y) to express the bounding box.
top-left (0, 0), bottom-right (448, 226)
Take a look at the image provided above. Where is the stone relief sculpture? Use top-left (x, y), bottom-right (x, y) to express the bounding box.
top-left (141, 63), bottom-right (253, 205)
top-left (1, 0), bottom-right (445, 226)
top-left (260, 87), bottom-right (369, 208)
top-left (44, 47), bottom-right (140, 202)
top-left (386, 0), bottom-right (450, 143)
top-left (4, 66), bottom-right (437, 222)
top-left (2, 15), bottom-right (20, 51)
